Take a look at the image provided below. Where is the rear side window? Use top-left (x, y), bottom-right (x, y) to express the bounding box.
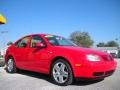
top-left (16, 36), bottom-right (30, 48)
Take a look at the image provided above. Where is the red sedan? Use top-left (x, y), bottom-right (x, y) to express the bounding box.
top-left (5, 34), bottom-right (117, 86)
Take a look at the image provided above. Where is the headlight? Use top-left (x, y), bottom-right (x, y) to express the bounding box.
top-left (86, 54), bottom-right (100, 61)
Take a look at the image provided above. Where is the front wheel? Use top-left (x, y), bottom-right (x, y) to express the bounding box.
top-left (51, 59), bottom-right (73, 86)
top-left (6, 58), bottom-right (17, 73)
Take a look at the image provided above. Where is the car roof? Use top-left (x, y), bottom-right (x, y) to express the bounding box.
top-left (25, 33), bottom-right (52, 36)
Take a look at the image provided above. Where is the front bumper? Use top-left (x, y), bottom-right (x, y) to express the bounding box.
top-left (73, 61), bottom-right (117, 79)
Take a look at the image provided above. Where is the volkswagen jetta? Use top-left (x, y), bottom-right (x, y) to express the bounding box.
top-left (5, 34), bottom-right (117, 86)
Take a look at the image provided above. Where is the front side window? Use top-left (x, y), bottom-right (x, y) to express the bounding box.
top-left (30, 35), bottom-right (45, 48)
top-left (44, 35), bottom-right (77, 46)
top-left (16, 36), bottom-right (30, 48)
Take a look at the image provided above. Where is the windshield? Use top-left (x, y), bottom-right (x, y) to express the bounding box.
top-left (44, 35), bottom-right (77, 46)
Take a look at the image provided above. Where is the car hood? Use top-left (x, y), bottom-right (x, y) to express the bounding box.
top-left (55, 46), bottom-right (108, 56)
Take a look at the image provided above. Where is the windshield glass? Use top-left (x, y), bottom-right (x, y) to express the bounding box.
top-left (44, 35), bottom-right (77, 46)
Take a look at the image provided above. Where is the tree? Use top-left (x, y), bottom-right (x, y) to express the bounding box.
top-left (106, 41), bottom-right (119, 47)
top-left (70, 31), bottom-right (93, 47)
top-left (96, 40), bottom-right (119, 47)
top-left (97, 42), bottom-right (105, 47)
top-left (7, 41), bottom-right (13, 46)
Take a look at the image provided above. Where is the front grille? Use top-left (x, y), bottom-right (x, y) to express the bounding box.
top-left (105, 70), bottom-right (114, 76)
top-left (102, 55), bottom-right (113, 61)
top-left (93, 72), bottom-right (104, 76)
top-left (93, 70), bottom-right (115, 77)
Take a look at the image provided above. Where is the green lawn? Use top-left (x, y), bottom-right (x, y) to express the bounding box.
top-left (0, 58), bottom-right (5, 67)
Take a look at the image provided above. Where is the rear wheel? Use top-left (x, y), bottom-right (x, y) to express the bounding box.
top-left (6, 58), bottom-right (17, 73)
top-left (51, 59), bottom-right (73, 86)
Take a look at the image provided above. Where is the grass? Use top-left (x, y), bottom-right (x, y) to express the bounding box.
top-left (0, 57), bottom-right (5, 67)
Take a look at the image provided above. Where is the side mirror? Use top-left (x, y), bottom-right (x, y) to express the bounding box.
top-left (34, 42), bottom-right (46, 48)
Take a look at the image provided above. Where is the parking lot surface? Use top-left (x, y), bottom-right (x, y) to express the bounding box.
top-left (0, 59), bottom-right (120, 90)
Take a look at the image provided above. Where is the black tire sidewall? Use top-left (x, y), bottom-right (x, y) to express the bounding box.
top-left (6, 58), bottom-right (16, 73)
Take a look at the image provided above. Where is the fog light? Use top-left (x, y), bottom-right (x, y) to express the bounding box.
top-left (75, 64), bottom-right (81, 67)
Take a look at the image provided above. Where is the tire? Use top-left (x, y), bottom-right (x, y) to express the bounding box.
top-left (6, 58), bottom-right (17, 73)
top-left (51, 59), bottom-right (73, 86)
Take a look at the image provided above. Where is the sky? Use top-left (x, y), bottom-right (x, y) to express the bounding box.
top-left (0, 0), bottom-right (120, 49)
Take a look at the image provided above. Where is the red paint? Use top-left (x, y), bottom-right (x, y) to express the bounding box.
top-left (5, 34), bottom-right (117, 79)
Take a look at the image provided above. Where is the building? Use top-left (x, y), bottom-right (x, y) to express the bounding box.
top-left (94, 47), bottom-right (119, 58)
top-left (0, 46), bottom-right (8, 57)
top-left (0, 14), bottom-right (7, 57)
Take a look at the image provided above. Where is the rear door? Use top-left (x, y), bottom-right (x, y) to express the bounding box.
top-left (14, 36), bottom-right (31, 69)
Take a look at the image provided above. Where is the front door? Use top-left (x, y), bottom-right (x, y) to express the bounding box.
top-left (27, 35), bottom-right (52, 73)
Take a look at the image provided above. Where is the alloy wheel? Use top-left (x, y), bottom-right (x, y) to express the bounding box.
top-left (53, 62), bottom-right (69, 84)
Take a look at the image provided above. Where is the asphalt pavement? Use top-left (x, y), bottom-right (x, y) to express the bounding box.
top-left (0, 59), bottom-right (120, 90)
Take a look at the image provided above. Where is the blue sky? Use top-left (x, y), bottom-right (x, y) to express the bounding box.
top-left (0, 0), bottom-right (120, 48)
